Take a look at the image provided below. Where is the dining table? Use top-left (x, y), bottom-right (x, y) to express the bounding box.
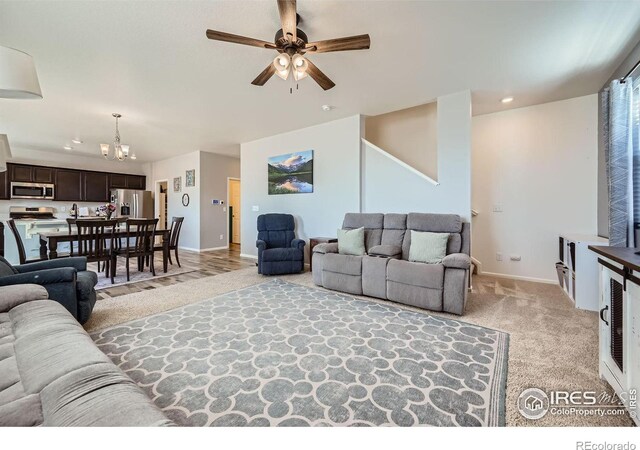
top-left (38, 226), bottom-right (173, 273)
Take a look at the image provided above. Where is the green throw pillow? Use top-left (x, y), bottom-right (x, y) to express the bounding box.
top-left (337, 227), bottom-right (366, 256)
top-left (409, 230), bottom-right (450, 263)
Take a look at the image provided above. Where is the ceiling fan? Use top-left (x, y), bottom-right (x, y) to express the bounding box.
top-left (205, 0), bottom-right (370, 91)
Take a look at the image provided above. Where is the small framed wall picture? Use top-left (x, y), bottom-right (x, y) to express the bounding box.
top-left (173, 176), bottom-right (182, 192)
top-left (182, 193), bottom-right (190, 207)
top-left (185, 169), bottom-right (196, 187)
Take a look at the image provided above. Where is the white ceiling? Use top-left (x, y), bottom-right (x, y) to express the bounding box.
top-left (1, 0), bottom-right (640, 162)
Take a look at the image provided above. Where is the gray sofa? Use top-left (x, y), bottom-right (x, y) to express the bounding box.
top-left (0, 284), bottom-right (172, 426)
top-left (312, 213), bottom-right (471, 315)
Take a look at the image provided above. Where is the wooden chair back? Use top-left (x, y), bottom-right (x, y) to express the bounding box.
top-left (125, 218), bottom-right (158, 256)
top-left (76, 219), bottom-right (118, 262)
top-left (6, 219), bottom-right (27, 264)
top-left (169, 217), bottom-right (184, 250)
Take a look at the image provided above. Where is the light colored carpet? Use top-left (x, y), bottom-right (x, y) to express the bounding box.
top-left (84, 269), bottom-right (633, 427)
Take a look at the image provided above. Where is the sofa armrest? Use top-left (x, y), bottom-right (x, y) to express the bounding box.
top-left (442, 253), bottom-right (471, 270)
top-left (313, 243), bottom-right (338, 254)
top-left (368, 245), bottom-right (402, 259)
top-left (16, 257), bottom-right (87, 274)
top-left (0, 285), bottom-right (49, 313)
top-left (0, 267), bottom-right (77, 287)
top-left (291, 239), bottom-right (306, 250)
top-left (256, 239), bottom-right (267, 250)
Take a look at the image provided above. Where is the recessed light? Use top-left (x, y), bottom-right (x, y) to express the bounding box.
top-left (322, 104), bottom-right (335, 112)
top-left (501, 97), bottom-right (514, 104)
top-left (63, 145), bottom-right (73, 150)
top-left (71, 139), bottom-right (83, 144)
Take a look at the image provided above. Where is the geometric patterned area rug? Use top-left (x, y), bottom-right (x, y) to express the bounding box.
top-left (91, 279), bottom-right (509, 426)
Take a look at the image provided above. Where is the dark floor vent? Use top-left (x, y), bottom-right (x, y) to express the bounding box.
top-left (610, 278), bottom-right (624, 372)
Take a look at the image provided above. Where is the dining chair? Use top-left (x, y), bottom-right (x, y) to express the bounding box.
top-left (75, 219), bottom-right (118, 284)
top-left (113, 218), bottom-right (158, 281)
top-left (150, 216), bottom-right (184, 268)
top-left (66, 218), bottom-right (77, 257)
top-left (6, 219), bottom-right (48, 264)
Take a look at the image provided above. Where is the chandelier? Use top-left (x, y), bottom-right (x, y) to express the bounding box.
top-left (100, 113), bottom-right (136, 161)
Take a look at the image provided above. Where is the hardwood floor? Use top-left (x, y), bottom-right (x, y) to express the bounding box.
top-left (96, 244), bottom-right (256, 300)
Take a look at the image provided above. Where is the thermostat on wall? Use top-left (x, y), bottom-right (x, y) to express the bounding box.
top-left (211, 199), bottom-right (225, 205)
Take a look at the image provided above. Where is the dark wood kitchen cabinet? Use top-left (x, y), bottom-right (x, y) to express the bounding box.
top-left (33, 166), bottom-right (54, 183)
top-left (109, 173), bottom-right (127, 188)
top-left (55, 169), bottom-right (83, 201)
top-left (109, 173), bottom-right (145, 190)
top-left (126, 175), bottom-right (146, 190)
top-left (9, 164), bottom-right (53, 183)
top-left (0, 170), bottom-right (8, 200)
top-left (83, 172), bottom-right (110, 202)
top-left (10, 164), bottom-right (34, 182)
top-left (2, 163), bottom-right (145, 202)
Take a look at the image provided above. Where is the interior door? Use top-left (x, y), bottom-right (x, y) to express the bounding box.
top-left (229, 179), bottom-right (241, 244)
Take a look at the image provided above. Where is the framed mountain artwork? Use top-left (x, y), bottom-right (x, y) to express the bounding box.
top-left (267, 150), bottom-right (314, 195)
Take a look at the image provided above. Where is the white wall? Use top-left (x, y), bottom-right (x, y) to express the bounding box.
top-left (200, 152), bottom-right (240, 250)
top-left (362, 90), bottom-right (472, 221)
top-left (240, 116), bottom-right (362, 261)
top-left (365, 102), bottom-right (438, 180)
top-left (148, 150), bottom-right (240, 251)
top-left (472, 94), bottom-right (598, 282)
top-left (149, 151), bottom-right (201, 250)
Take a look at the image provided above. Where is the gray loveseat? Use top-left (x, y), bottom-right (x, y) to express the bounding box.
top-left (312, 213), bottom-right (471, 315)
top-left (0, 284), bottom-right (172, 426)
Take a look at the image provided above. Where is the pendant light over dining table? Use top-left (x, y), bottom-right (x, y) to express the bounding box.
top-left (100, 113), bottom-right (136, 161)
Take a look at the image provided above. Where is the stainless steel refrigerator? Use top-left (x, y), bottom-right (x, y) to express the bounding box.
top-left (110, 189), bottom-right (154, 219)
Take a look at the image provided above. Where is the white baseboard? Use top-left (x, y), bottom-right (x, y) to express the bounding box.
top-left (179, 245), bottom-right (229, 253)
top-left (240, 253), bottom-right (258, 260)
top-left (480, 271), bottom-right (557, 285)
top-left (199, 246), bottom-right (229, 252)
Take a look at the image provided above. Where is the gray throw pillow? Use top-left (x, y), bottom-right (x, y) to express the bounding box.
top-left (409, 230), bottom-right (450, 264)
top-left (337, 227), bottom-right (366, 256)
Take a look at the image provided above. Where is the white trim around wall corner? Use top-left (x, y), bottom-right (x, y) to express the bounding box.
top-left (361, 138), bottom-right (440, 186)
top-left (240, 253), bottom-right (258, 260)
top-left (479, 271), bottom-right (557, 285)
top-left (471, 257), bottom-right (482, 274)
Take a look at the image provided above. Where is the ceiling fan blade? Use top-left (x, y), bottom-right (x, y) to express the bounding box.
top-left (251, 63), bottom-right (276, 86)
top-left (306, 59), bottom-right (335, 91)
top-left (206, 29), bottom-right (276, 49)
top-left (277, 0), bottom-right (297, 43)
top-left (306, 34), bottom-right (370, 53)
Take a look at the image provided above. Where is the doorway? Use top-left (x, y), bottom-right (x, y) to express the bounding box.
top-left (228, 178), bottom-right (241, 245)
top-left (156, 180), bottom-right (168, 230)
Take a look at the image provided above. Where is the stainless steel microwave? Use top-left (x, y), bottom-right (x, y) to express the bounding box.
top-left (10, 182), bottom-right (55, 200)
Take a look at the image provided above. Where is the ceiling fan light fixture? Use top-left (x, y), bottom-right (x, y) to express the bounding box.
top-left (273, 54), bottom-right (291, 80)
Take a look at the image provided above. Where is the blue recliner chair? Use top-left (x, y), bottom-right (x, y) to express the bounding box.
top-left (0, 256), bottom-right (98, 324)
top-left (256, 214), bottom-right (305, 275)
